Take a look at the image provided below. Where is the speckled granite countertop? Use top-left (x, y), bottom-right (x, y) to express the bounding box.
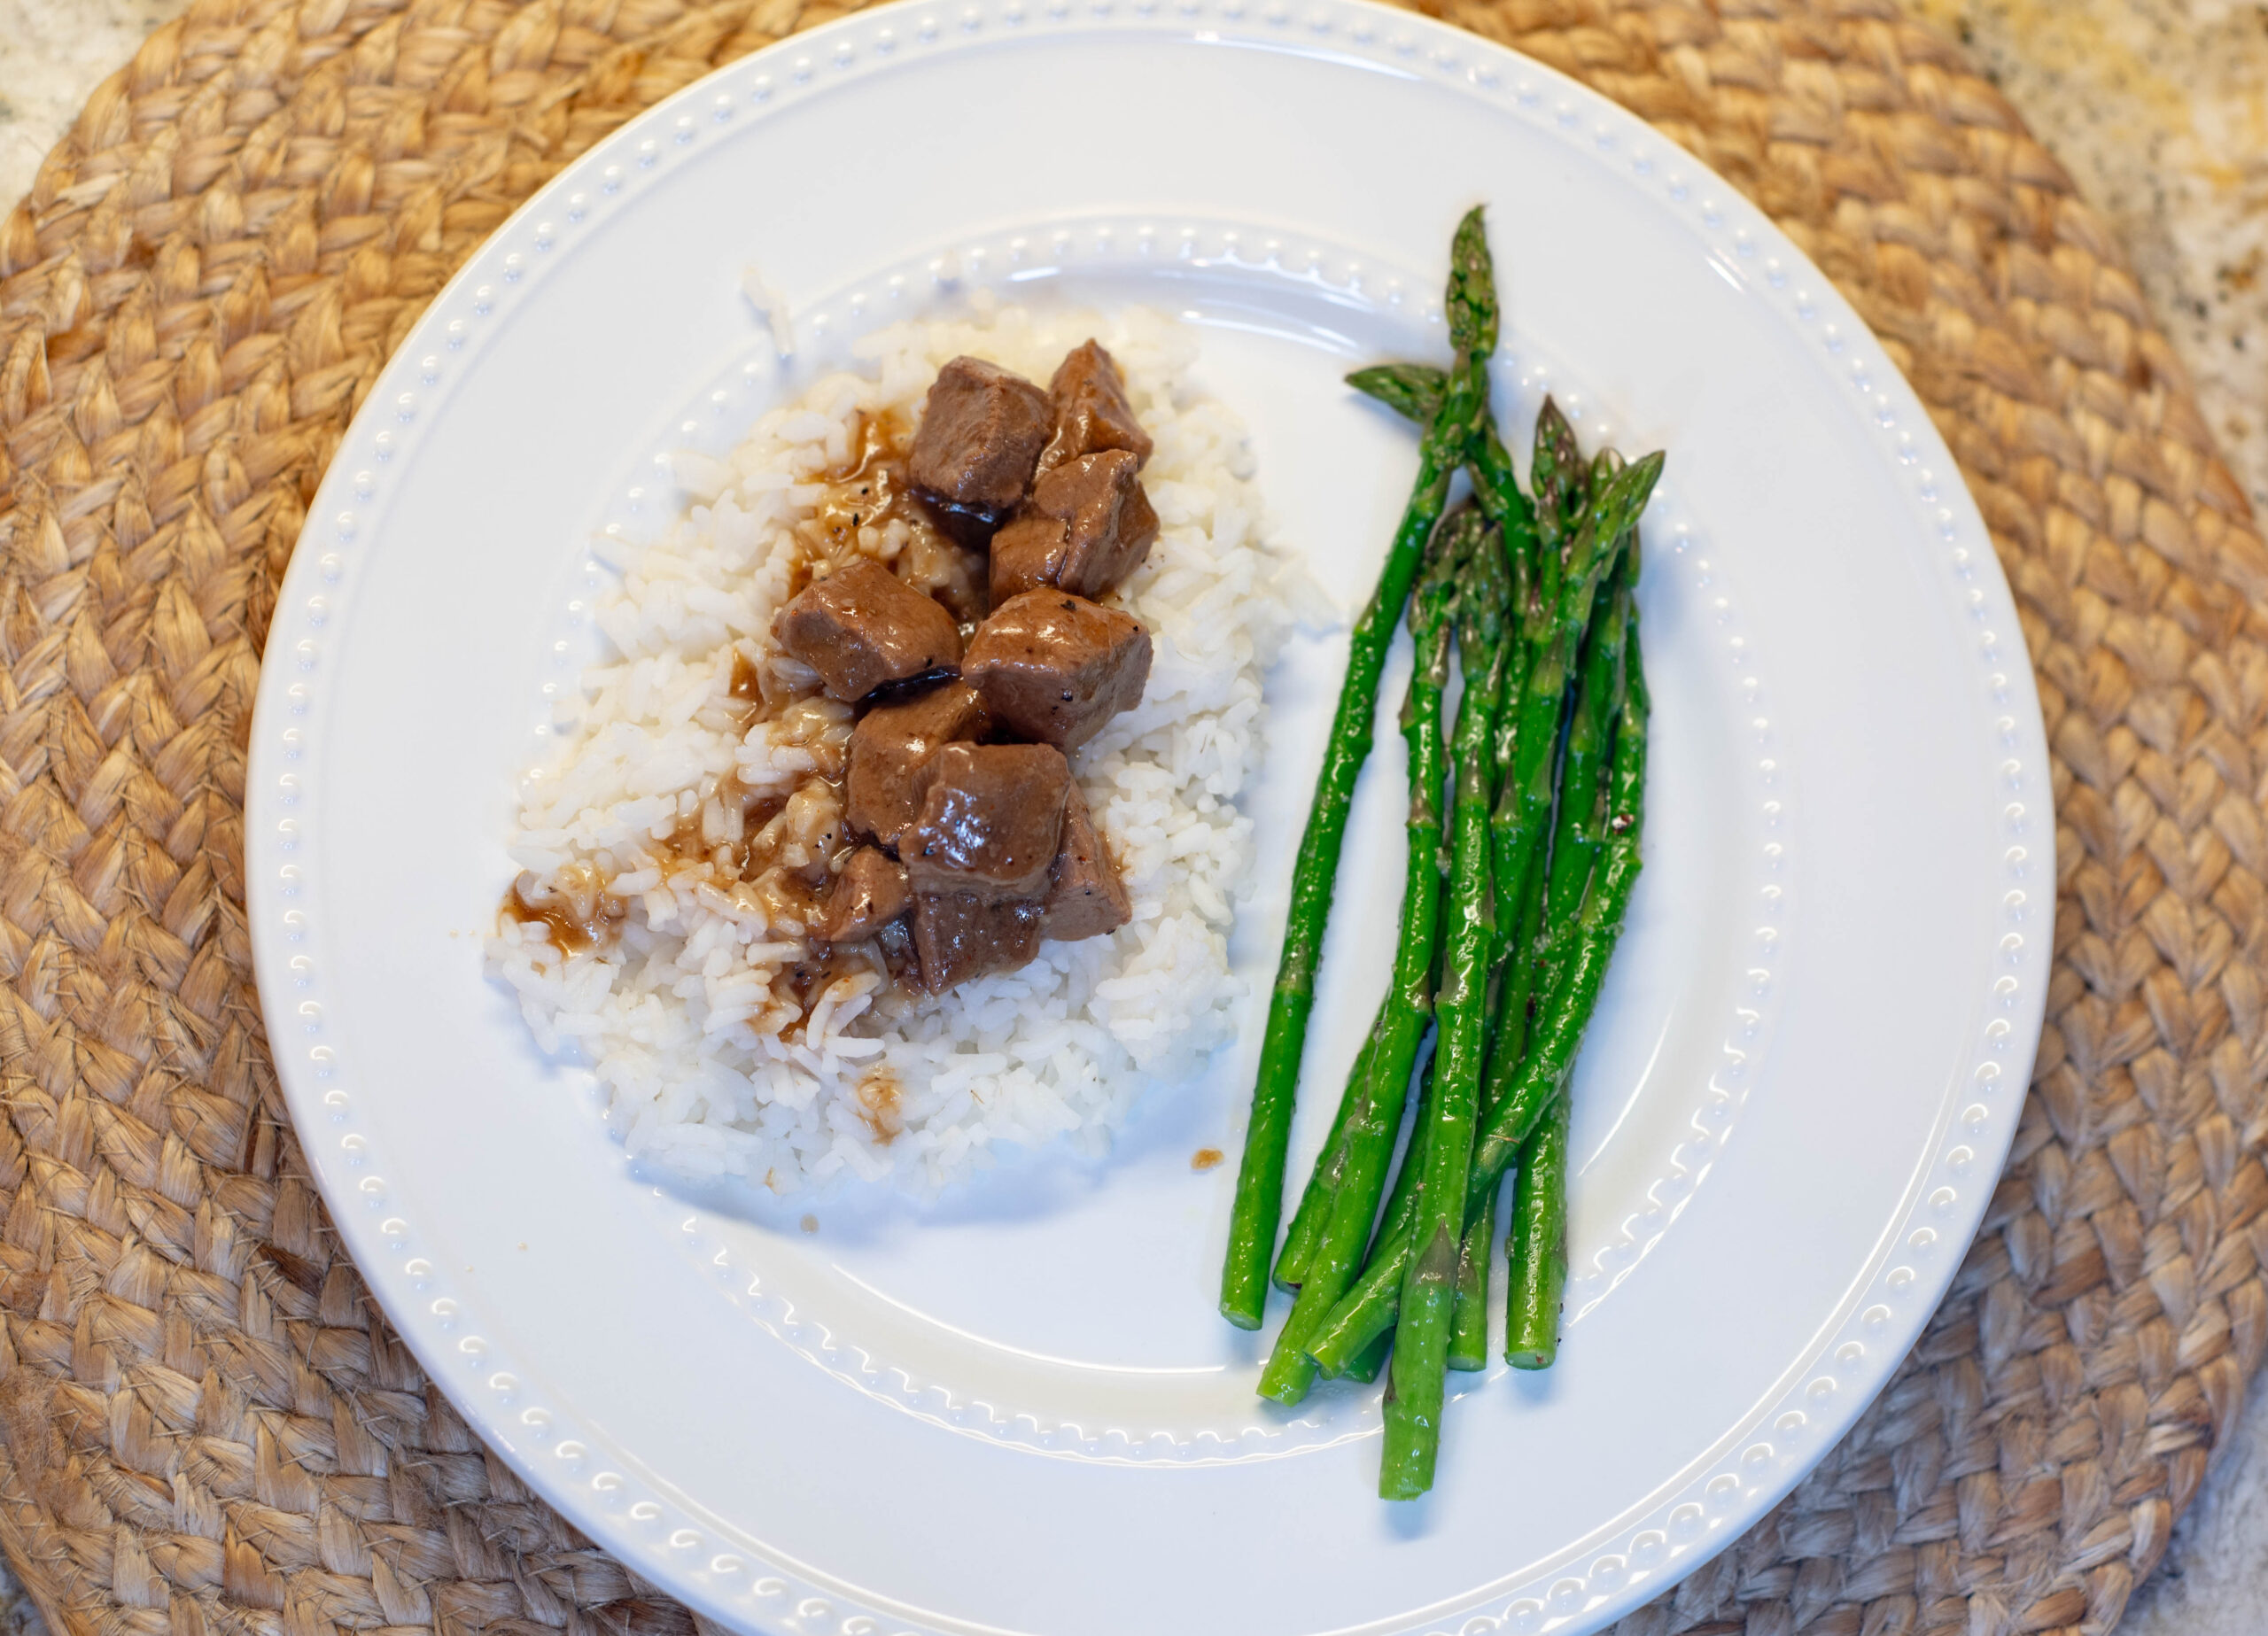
top-left (1915, 0), bottom-right (2268, 521)
top-left (1, 1), bottom-right (2264, 1632)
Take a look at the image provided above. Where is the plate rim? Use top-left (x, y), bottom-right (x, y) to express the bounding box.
top-left (244, 3), bottom-right (2054, 1631)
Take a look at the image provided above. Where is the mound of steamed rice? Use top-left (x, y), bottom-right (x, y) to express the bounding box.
top-left (489, 304), bottom-right (1320, 1193)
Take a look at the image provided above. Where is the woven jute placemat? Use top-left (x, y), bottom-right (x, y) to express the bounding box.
top-left (1, 0), bottom-right (2261, 1632)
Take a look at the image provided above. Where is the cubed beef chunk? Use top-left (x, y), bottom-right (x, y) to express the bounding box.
top-left (773, 559), bottom-right (960, 702)
top-left (988, 516), bottom-right (1069, 606)
top-left (1041, 784), bottom-right (1130, 942)
top-left (906, 357), bottom-right (1052, 540)
top-left (912, 894), bottom-right (1045, 992)
top-left (1020, 450), bottom-right (1157, 599)
top-left (963, 591), bottom-right (1153, 749)
top-left (992, 456), bottom-right (1160, 604)
top-left (844, 680), bottom-right (991, 849)
top-left (903, 742), bottom-right (1071, 901)
top-left (1040, 341), bottom-right (1153, 473)
top-left (819, 848), bottom-right (911, 942)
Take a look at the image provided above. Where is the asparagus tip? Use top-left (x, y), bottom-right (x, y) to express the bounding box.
top-left (1447, 206), bottom-right (1498, 359)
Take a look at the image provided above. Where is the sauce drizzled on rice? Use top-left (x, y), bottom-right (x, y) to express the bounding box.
top-left (491, 305), bottom-right (1323, 1193)
top-left (502, 412), bottom-right (935, 987)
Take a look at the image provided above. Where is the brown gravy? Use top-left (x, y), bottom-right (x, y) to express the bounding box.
top-left (501, 865), bottom-right (623, 955)
top-left (855, 1072), bottom-right (905, 1144)
top-left (728, 650), bottom-right (762, 702)
top-left (812, 412), bottom-right (913, 546)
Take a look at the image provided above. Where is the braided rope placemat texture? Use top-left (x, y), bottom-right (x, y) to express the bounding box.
top-left (0, 1), bottom-right (2262, 1633)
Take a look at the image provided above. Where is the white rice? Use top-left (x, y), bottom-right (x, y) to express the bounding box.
top-left (489, 304), bottom-right (1324, 1193)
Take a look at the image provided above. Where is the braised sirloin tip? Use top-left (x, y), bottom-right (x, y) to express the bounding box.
top-left (904, 742), bottom-right (1073, 901)
top-left (819, 848), bottom-right (913, 943)
top-left (905, 356), bottom-right (1054, 545)
top-left (913, 894), bottom-right (1046, 994)
top-left (992, 449), bottom-right (1160, 602)
top-left (963, 591), bottom-right (1153, 750)
top-left (1042, 340), bottom-right (1154, 473)
top-left (844, 679), bottom-right (992, 851)
top-left (756, 339), bottom-right (1156, 994)
top-left (1040, 783), bottom-right (1132, 942)
top-left (774, 557), bottom-right (962, 702)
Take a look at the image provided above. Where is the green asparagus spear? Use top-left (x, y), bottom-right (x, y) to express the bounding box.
top-left (1345, 367), bottom-right (1541, 612)
top-left (1447, 438), bottom-right (1543, 1361)
top-left (1476, 452), bottom-right (1661, 1113)
top-left (1219, 209), bottom-right (1498, 1330)
top-left (1281, 511), bottom-right (1587, 1313)
top-left (1452, 520), bottom-right (1527, 1376)
top-left (1549, 406), bottom-right (1591, 534)
top-left (1475, 619), bottom-right (1645, 1211)
top-left (1370, 1034), bottom-right (1436, 1250)
top-left (1503, 1090), bottom-right (1572, 1367)
top-left (1341, 1332), bottom-right (1392, 1384)
top-left (1347, 362), bottom-right (1446, 424)
top-left (1379, 517), bottom-right (1510, 1498)
top-left (1519, 544), bottom-right (1639, 1035)
top-left (1447, 1181), bottom-right (1499, 1370)
top-left (1339, 1043), bottom-right (1437, 1389)
top-left (1257, 510), bottom-right (1471, 1404)
top-left (1506, 610), bottom-right (1647, 1365)
top-left (1310, 1010), bottom-right (1449, 1388)
top-left (1588, 446), bottom-right (1623, 507)
top-left (1273, 997), bottom-right (1388, 1291)
top-left (1542, 567), bottom-right (1633, 956)
top-left (1344, 364), bottom-right (1552, 1032)
top-left (1491, 404), bottom-right (1590, 909)
top-left (1527, 400), bottom-right (1581, 612)
top-left (1306, 663), bottom-right (1650, 1379)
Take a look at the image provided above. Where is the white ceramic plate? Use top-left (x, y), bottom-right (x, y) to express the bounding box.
top-left (245, 4), bottom-right (2052, 1632)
